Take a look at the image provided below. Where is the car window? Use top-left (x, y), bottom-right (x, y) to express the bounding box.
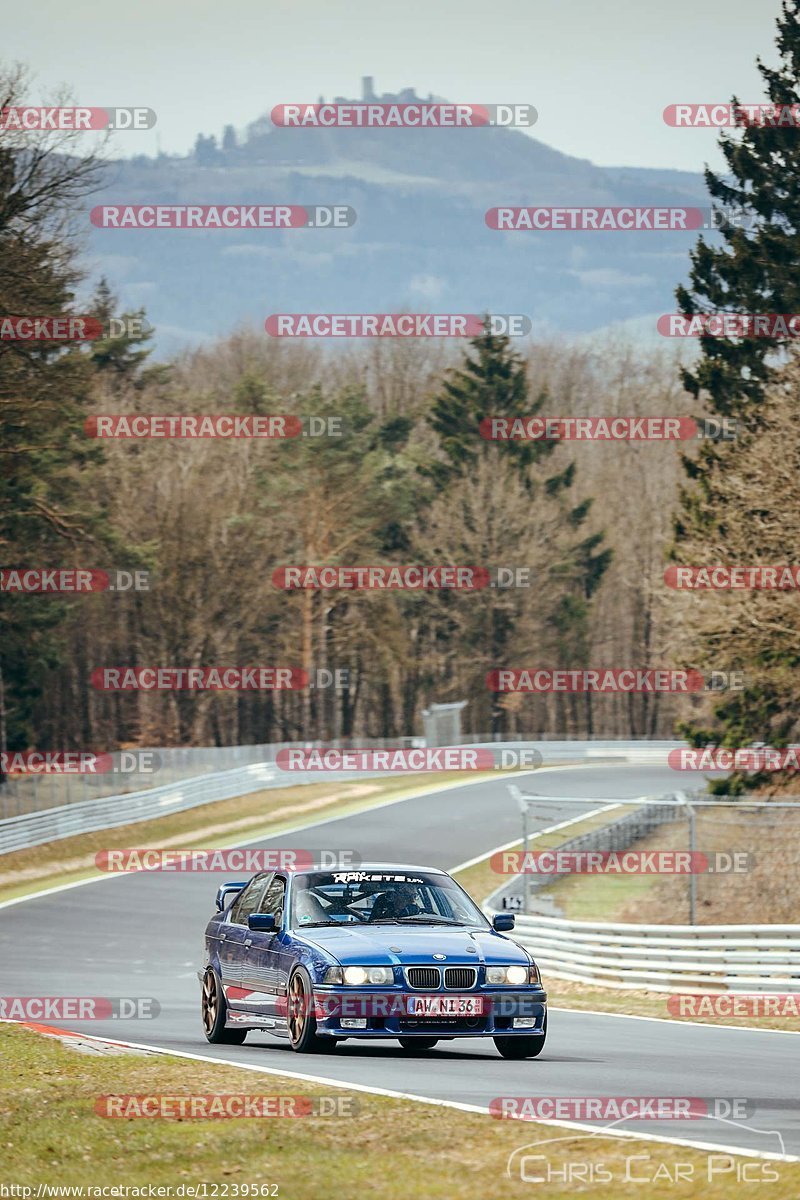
top-left (229, 873), bottom-right (272, 926)
top-left (259, 874), bottom-right (286, 925)
top-left (289, 871), bottom-right (487, 927)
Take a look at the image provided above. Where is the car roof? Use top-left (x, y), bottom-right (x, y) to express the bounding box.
top-left (294, 862), bottom-right (447, 876)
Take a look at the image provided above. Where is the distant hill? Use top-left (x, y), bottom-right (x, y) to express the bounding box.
top-left (83, 83), bottom-right (712, 354)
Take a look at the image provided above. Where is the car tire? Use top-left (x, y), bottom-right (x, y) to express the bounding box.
top-left (287, 969), bottom-right (335, 1053)
top-left (201, 968), bottom-right (247, 1044)
top-left (493, 1015), bottom-right (547, 1059)
top-left (398, 1038), bottom-right (439, 1052)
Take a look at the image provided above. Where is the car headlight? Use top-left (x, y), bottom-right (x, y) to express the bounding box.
top-left (529, 962), bottom-right (541, 986)
top-left (322, 966), bottom-right (343, 985)
top-left (342, 965), bottom-right (394, 986)
top-left (486, 964), bottom-right (530, 986)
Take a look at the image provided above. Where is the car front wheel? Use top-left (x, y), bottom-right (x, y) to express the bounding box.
top-left (201, 969), bottom-right (247, 1044)
top-left (398, 1037), bottom-right (439, 1052)
top-left (494, 1015), bottom-right (547, 1059)
top-left (287, 969), bottom-right (336, 1053)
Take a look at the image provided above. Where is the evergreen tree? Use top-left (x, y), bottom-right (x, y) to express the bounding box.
top-left (676, 0), bottom-right (800, 426)
top-left (424, 330), bottom-right (611, 734)
top-left (674, 0), bottom-right (800, 548)
top-left (193, 133), bottom-right (220, 165)
top-left (85, 278), bottom-right (155, 384)
top-left (672, 2), bottom-right (800, 756)
top-left (0, 66), bottom-right (111, 756)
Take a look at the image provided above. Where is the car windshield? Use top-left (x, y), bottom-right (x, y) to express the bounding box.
top-left (290, 870), bottom-right (488, 929)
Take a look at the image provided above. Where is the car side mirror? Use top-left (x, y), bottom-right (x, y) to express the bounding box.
top-left (248, 913), bottom-right (277, 932)
top-left (493, 913), bottom-right (515, 931)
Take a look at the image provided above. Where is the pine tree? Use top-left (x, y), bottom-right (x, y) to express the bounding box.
top-left (675, 0), bottom-right (800, 547)
top-left (424, 330), bottom-right (611, 734)
top-left (0, 66), bottom-right (112, 757)
top-left (676, 0), bottom-right (800, 425)
top-left (672, 2), bottom-right (800, 756)
top-left (85, 278), bottom-right (155, 384)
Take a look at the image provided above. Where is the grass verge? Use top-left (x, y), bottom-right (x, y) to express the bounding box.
top-left (538, 806), bottom-right (800, 926)
top-left (1, 1024), bottom-right (796, 1197)
top-left (546, 979), bottom-right (800, 1031)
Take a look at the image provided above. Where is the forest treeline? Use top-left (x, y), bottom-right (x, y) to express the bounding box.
top-left (4, 1), bottom-right (800, 766)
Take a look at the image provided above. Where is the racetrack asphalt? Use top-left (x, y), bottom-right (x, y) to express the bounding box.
top-left (2, 762), bottom-right (798, 1159)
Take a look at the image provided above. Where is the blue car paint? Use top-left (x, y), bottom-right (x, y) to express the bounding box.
top-left (201, 862), bottom-right (547, 1041)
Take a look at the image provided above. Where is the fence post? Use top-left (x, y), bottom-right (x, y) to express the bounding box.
top-left (522, 803), bottom-right (529, 914)
top-left (688, 801), bottom-right (697, 926)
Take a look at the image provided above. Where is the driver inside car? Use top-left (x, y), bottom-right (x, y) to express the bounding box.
top-left (369, 883), bottom-right (422, 921)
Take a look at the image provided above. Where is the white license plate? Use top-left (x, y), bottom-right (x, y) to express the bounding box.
top-left (406, 994), bottom-right (484, 1016)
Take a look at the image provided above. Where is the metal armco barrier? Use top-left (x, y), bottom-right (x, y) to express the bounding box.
top-left (0, 740), bottom-right (683, 856)
top-left (485, 798), bottom-right (687, 912)
top-left (0, 762), bottom-right (279, 856)
top-left (496, 912), bottom-right (800, 993)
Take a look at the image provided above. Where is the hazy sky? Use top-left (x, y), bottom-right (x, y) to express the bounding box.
top-left (6, 0), bottom-right (782, 172)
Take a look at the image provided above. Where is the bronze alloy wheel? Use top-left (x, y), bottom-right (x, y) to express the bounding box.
top-left (288, 972), bottom-right (306, 1044)
top-left (201, 969), bottom-right (218, 1035)
top-left (287, 969), bottom-right (336, 1053)
top-left (201, 968), bottom-right (247, 1045)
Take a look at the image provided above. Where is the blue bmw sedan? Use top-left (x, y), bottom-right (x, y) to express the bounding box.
top-left (200, 862), bottom-right (547, 1058)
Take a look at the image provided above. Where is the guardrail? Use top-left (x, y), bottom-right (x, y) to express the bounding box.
top-left (495, 912), bottom-right (800, 993)
top-left (484, 797), bottom-right (687, 912)
top-left (0, 737), bottom-right (682, 818)
top-left (0, 739), bottom-right (684, 857)
top-left (0, 763), bottom-right (280, 856)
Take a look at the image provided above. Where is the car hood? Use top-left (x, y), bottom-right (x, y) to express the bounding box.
top-left (295, 923), bottom-right (529, 967)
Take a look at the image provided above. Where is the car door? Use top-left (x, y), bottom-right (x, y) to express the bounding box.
top-left (220, 873), bottom-right (272, 1010)
top-left (239, 873), bottom-right (288, 1024)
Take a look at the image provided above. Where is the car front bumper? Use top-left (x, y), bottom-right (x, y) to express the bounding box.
top-left (309, 988), bottom-right (547, 1038)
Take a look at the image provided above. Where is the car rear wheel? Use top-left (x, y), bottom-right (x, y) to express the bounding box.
top-left (287, 969), bottom-right (336, 1053)
top-left (201, 969), bottom-right (247, 1044)
top-left (398, 1037), bottom-right (439, 1052)
top-left (493, 1014), bottom-right (547, 1059)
